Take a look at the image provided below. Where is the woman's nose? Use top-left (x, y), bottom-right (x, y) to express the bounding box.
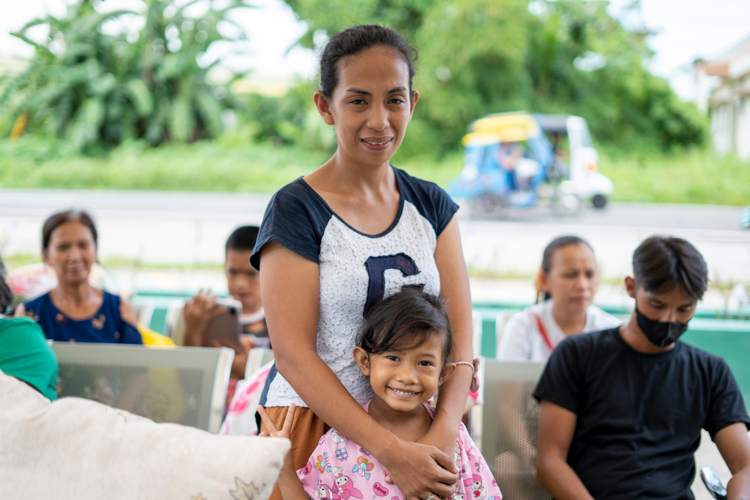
top-left (367, 103), bottom-right (389, 131)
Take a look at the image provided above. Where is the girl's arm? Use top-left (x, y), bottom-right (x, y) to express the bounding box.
top-left (420, 217), bottom-right (474, 456)
top-left (258, 404), bottom-right (309, 500)
top-left (261, 243), bottom-right (457, 500)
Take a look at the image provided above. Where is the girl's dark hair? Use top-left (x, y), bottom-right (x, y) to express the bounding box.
top-left (357, 289), bottom-right (452, 366)
top-left (633, 236), bottom-right (708, 302)
top-left (537, 235), bottom-right (594, 301)
top-left (42, 210), bottom-right (98, 251)
top-left (0, 256), bottom-right (13, 313)
top-left (319, 24), bottom-right (417, 98)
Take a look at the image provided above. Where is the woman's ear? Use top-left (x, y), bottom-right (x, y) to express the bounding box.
top-left (439, 363), bottom-right (457, 386)
top-left (314, 91), bottom-right (335, 126)
top-left (353, 347), bottom-right (371, 377)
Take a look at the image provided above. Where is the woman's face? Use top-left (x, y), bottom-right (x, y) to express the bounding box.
top-left (43, 221), bottom-right (96, 286)
top-left (315, 46), bottom-right (418, 169)
top-left (540, 244), bottom-right (598, 315)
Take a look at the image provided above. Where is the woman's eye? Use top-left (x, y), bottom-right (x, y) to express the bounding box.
top-left (350, 99), bottom-right (366, 105)
top-left (389, 98), bottom-right (404, 104)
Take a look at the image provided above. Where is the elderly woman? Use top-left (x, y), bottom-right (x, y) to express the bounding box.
top-left (16, 210), bottom-right (141, 344)
top-left (0, 256), bottom-right (58, 401)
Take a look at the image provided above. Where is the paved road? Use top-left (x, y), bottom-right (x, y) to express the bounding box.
top-left (1, 188), bottom-right (748, 282)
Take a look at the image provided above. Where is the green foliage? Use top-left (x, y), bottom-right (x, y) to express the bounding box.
top-left (0, 0), bottom-right (250, 151)
top-left (1, 137), bottom-right (747, 205)
top-left (280, 0), bottom-right (707, 154)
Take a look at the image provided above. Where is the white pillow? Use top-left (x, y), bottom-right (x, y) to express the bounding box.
top-left (0, 370), bottom-right (289, 500)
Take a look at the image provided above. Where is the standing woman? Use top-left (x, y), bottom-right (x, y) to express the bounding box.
top-left (252, 25), bottom-right (473, 500)
top-left (497, 235), bottom-right (620, 361)
top-left (16, 210), bottom-right (141, 344)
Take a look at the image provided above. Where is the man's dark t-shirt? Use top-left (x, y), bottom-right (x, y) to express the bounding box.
top-left (533, 327), bottom-right (750, 500)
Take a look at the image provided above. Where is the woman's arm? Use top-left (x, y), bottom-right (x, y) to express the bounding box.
top-left (119, 297), bottom-right (138, 326)
top-left (420, 217), bottom-right (474, 456)
top-left (261, 243), bottom-right (457, 500)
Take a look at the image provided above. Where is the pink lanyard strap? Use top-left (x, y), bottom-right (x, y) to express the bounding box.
top-left (532, 311), bottom-right (555, 352)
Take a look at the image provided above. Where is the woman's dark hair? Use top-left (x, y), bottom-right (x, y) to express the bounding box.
top-left (633, 235), bottom-right (708, 302)
top-left (537, 235), bottom-right (594, 301)
top-left (42, 210), bottom-right (98, 251)
top-left (319, 24), bottom-right (417, 98)
top-left (0, 256), bottom-right (13, 313)
top-left (357, 289), bottom-right (452, 366)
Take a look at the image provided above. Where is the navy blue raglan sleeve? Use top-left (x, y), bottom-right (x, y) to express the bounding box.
top-left (704, 356), bottom-right (750, 439)
top-left (250, 180), bottom-right (329, 270)
top-left (394, 167), bottom-right (459, 237)
top-left (533, 334), bottom-right (589, 415)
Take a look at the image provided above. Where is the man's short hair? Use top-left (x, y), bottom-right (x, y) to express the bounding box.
top-left (225, 226), bottom-right (259, 255)
top-left (633, 236), bottom-right (708, 302)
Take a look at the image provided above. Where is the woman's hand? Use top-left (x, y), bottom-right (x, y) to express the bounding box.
top-left (380, 439), bottom-right (458, 500)
top-left (417, 423), bottom-right (459, 464)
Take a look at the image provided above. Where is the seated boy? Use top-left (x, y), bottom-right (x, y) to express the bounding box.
top-left (183, 226), bottom-right (267, 378)
top-left (534, 235), bottom-right (750, 499)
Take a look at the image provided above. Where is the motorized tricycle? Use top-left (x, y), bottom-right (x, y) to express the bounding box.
top-left (447, 111), bottom-right (613, 216)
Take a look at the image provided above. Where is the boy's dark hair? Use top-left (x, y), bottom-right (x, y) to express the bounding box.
top-left (538, 235), bottom-right (594, 301)
top-left (357, 289), bottom-right (452, 366)
top-left (319, 24), bottom-right (417, 98)
top-left (225, 226), bottom-right (259, 255)
top-left (42, 210), bottom-right (98, 251)
top-left (0, 256), bottom-right (13, 313)
top-left (633, 236), bottom-right (708, 302)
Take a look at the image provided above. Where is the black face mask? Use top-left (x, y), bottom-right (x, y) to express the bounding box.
top-left (635, 307), bottom-right (689, 347)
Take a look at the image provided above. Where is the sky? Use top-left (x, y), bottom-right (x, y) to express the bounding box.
top-left (2, 0), bottom-right (750, 100)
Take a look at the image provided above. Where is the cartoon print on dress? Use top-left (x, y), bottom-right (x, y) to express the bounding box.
top-left (363, 253), bottom-right (423, 315)
top-left (334, 473), bottom-right (364, 499)
top-left (372, 482), bottom-right (389, 500)
top-left (302, 461), bottom-right (314, 475)
top-left (330, 429), bottom-right (347, 445)
top-left (352, 456), bottom-right (375, 480)
top-left (359, 447), bottom-right (370, 456)
top-left (463, 475), bottom-right (486, 500)
top-left (314, 479), bottom-right (338, 500)
top-left (336, 448), bottom-right (349, 461)
top-left (316, 452), bottom-right (333, 473)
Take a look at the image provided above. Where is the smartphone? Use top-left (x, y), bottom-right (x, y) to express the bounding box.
top-left (203, 297), bottom-right (243, 351)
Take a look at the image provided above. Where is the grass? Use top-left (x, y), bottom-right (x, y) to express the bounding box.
top-left (0, 137), bottom-right (748, 205)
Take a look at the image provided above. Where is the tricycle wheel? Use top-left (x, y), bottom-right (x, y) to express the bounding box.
top-left (471, 193), bottom-right (502, 218)
top-left (592, 194), bottom-right (608, 209)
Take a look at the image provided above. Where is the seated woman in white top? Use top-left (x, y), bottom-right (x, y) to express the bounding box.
top-left (497, 235), bottom-right (621, 362)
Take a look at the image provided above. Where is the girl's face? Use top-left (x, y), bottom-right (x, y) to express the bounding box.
top-left (314, 46), bottom-right (418, 169)
top-left (43, 221), bottom-right (96, 286)
top-left (539, 244), bottom-right (598, 315)
top-left (354, 334), bottom-right (448, 413)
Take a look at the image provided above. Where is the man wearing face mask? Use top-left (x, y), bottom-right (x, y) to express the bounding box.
top-left (533, 235), bottom-right (750, 500)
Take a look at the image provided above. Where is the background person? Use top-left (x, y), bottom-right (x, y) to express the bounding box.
top-left (0, 255), bottom-right (58, 401)
top-left (182, 226), bottom-right (266, 379)
top-left (534, 236), bottom-right (750, 500)
top-left (15, 210), bottom-right (141, 344)
top-left (497, 235), bottom-right (620, 362)
top-left (252, 24), bottom-right (473, 500)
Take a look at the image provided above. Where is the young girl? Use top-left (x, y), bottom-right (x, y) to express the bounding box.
top-left (252, 24), bottom-right (473, 500)
top-left (496, 235), bottom-right (620, 361)
top-left (260, 290), bottom-right (500, 500)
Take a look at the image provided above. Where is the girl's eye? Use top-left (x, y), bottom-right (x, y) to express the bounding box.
top-left (418, 361), bottom-right (433, 367)
top-left (386, 355), bottom-right (399, 362)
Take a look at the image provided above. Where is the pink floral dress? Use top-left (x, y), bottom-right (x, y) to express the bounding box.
top-left (296, 402), bottom-right (501, 500)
